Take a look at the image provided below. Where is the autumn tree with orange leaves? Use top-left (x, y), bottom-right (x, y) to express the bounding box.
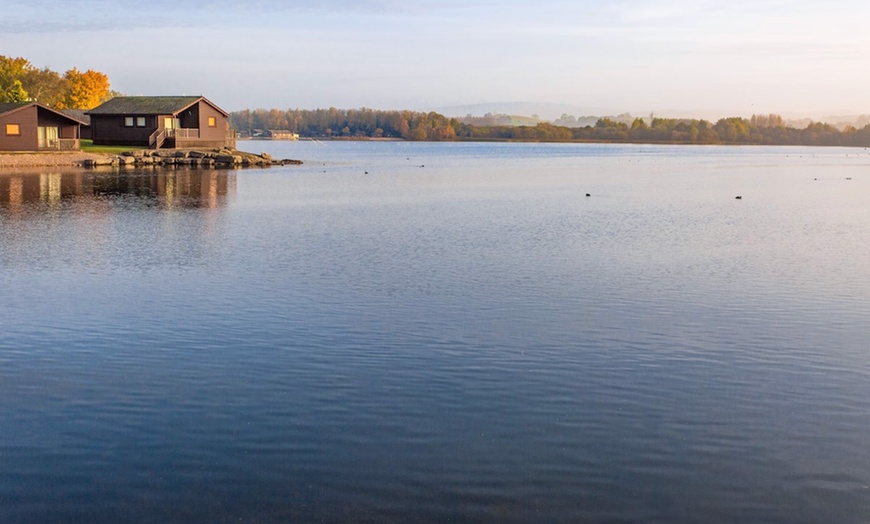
top-left (60, 68), bottom-right (111, 109)
top-left (0, 55), bottom-right (114, 108)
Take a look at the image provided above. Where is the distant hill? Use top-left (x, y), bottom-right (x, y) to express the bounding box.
top-left (784, 114), bottom-right (870, 130)
top-left (429, 102), bottom-right (870, 129)
top-left (454, 109), bottom-right (641, 129)
top-left (430, 102), bottom-right (621, 122)
top-left (456, 113), bottom-right (544, 127)
top-left (430, 102), bottom-right (730, 127)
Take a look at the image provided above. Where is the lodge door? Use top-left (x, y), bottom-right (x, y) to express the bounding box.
top-left (164, 117), bottom-right (181, 139)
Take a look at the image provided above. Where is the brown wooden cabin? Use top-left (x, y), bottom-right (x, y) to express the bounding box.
top-left (87, 96), bottom-right (235, 149)
top-left (0, 102), bottom-right (82, 152)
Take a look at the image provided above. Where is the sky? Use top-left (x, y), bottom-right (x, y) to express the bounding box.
top-left (4, 0), bottom-right (870, 118)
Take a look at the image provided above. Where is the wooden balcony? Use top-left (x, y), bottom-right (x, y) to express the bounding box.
top-left (150, 128), bottom-right (236, 149)
top-left (39, 138), bottom-right (80, 151)
top-left (168, 128), bottom-right (200, 139)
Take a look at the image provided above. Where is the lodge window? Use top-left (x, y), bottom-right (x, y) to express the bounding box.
top-left (124, 117), bottom-right (134, 127)
top-left (208, 117), bottom-right (217, 127)
top-left (136, 117), bottom-right (146, 127)
top-left (5, 123), bottom-right (21, 136)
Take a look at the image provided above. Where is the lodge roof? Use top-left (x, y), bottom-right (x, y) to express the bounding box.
top-left (87, 96), bottom-right (229, 117)
top-left (58, 109), bottom-right (91, 126)
top-left (0, 102), bottom-right (85, 124)
top-left (0, 102), bottom-right (31, 115)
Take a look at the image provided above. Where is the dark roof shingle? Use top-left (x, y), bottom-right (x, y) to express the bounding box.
top-left (87, 96), bottom-right (204, 115)
top-left (58, 109), bottom-right (91, 125)
top-left (0, 102), bottom-right (32, 115)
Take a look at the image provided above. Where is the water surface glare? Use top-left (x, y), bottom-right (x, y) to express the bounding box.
top-left (1, 142), bottom-right (869, 523)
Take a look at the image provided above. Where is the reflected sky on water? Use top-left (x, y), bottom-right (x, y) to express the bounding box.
top-left (1, 143), bottom-right (869, 523)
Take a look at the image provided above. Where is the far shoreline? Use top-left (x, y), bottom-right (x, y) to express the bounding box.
top-left (240, 136), bottom-right (869, 148)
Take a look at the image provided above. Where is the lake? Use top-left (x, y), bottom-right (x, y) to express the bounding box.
top-left (1, 142), bottom-right (868, 523)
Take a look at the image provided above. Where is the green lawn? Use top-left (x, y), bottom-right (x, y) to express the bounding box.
top-left (80, 139), bottom-right (144, 154)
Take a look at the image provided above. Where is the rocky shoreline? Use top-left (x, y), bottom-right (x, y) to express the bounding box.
top-left (82, 148), bottom-right (302, 168)
top-left (0, 149), bottom-right (302, 169)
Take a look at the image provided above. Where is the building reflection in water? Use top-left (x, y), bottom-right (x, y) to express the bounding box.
top-left (0, 168), bottom-right (236, 211)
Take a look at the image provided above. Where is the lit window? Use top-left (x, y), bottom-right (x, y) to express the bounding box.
top-left (136, 117), bottom-right (146, 127)
top-left (124, 117), bottom-right (134, 127)
top-left (5, 123), bottom-right (20, 136)
top-left (208, 117), bottom-right (217, 127)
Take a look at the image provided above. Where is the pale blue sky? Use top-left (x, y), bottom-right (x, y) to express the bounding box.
top-left (3, 0), bottom-right (869, 116)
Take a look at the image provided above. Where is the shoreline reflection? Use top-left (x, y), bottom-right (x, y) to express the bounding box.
top-left (0, 168), bottom-right (237, 211)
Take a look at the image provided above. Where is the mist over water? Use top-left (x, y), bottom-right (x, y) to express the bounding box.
top-left (1, 142), bottom-right (869, 523)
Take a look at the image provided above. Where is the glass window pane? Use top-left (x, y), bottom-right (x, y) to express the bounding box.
top-left (137, 117), bottom-right (146, 127)
top-left (5, 123), bottom-right (20, 135)
top-left (125, 117), bottom-right (134, 127)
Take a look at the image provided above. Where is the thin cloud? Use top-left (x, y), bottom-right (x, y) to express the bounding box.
top-left (0, 0), bottom-right (462, 33)
top-left (4, 0), bottom-right (870, 114)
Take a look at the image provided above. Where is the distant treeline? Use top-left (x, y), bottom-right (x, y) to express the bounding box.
top-left (232, 108), bottom-right (460, 141)
top-left (230, 108), bottom-right (870, 147)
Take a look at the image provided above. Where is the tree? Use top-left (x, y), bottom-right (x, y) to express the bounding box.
top-left (21, 67), bottom-right (67, 107)
top-left (61, 68), bottom-right (110, 109)
top-left (750, 113), bottom-right (783, 128)
top-left (0, 55), bottom-right (115, 108)
top-left (411, 123), bottom-right (428, 141)
top-left (714, 117), bottom-right (751, 143)
top-left (2, 79), bottom-right (28, 103)
top-left (0, 55), bottom-right (32, 103)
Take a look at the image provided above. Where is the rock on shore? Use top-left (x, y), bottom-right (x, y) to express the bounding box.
top-left (0, 149), bottom-right (302, 169)
top-left (81, 148), bottom-right (302, 168)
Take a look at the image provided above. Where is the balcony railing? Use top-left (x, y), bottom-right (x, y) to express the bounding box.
top-left (150, 128), bottom-right (235, 149)
top-left (149, 128), bottom-right (165, 149)
top-left (39, 139), bottom-right (80, 151)
top-left (167, 128), bottom-right (200, 139)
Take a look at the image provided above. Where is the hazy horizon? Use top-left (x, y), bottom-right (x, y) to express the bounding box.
top-left (428, 101), bottom-right (870, 124)
top-left (4, 0), bottom-right (870, 117)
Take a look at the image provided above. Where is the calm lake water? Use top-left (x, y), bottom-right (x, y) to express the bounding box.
top-left (1, 142), bottom-right (869, 523)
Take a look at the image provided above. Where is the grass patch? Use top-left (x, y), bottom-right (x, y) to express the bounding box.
top-left (80, 139), bottom-right (144, 154)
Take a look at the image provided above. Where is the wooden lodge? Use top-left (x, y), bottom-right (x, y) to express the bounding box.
top-left (87, 96), bottom-right (235, 150)
top-left (0, 102), bottom-right (83, 152)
